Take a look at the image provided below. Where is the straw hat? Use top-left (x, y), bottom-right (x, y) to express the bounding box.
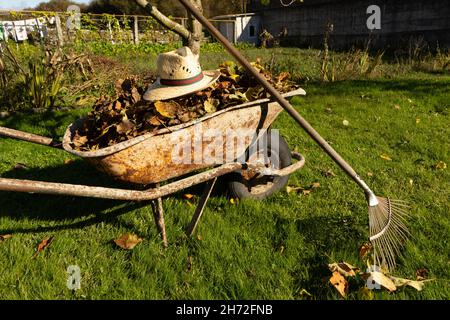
top-left (143, 47), bottom-right (220, 101)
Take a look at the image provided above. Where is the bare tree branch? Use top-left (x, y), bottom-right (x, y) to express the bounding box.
top-left (135, 0), bottom-right (190, 41)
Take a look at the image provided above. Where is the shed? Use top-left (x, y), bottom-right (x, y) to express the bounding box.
top-left (212, 13), bottom-right (262, 45)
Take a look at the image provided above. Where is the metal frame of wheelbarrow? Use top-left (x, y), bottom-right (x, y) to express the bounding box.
top-left (0, 124), bottom-right (305, 247)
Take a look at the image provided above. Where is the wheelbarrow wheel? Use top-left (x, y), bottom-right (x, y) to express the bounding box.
top-left (227, 130), bottom-right (291, 200)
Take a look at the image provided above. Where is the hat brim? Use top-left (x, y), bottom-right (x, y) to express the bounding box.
top-left (143, 70), bottom-right (221, 102)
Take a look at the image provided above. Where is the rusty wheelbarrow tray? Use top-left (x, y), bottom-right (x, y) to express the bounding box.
top-left (0, 88), bottom-right (306, 245)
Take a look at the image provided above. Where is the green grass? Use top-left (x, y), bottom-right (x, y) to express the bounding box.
top-left (0, 49), bottom-right (449, 300)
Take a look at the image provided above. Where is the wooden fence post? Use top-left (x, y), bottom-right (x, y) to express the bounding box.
top-left (55, 14), bottom-right (64, 46)
top-left (133, 15), bottom-right (139, 45)
top-left (108, 21), bottom-right (114, 44)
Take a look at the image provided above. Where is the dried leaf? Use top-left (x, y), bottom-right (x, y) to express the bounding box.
top-left (187, 256), bottom-right (193, 271)
top-left (415, 268), bottom-right (429, 280)
top-left (203, 99), bottom-right (216, 113)
top-left (323, 169), bottom-right (336, 177)
top-left (369, 271), bottom-right (397, 292)
top-left (286, 186), bottom-right (302, 194)
top-left (147, 115), bottom-right (163, 126)
top-left (33, 236), bottom-right (54, 258)
top-left (311, 182), bottom-right (321, 189)
top-left (328, 262), bottom-right (360, 277)
top-left (329, 271), bottom-right (348, 297)
top-left (298, 288), bottom-right (313, 298)
top-left (367, 172), bottom-right (374, 177)
top-left (434, 161), bottom-right (447, 170)
top-left (72, 133), bottom-right (88, 148)
top-left (131, 87), bottom-right (141, 103)
top-left (116, 119), bottom-right (135, 134)
top-left (380, 154), bottom-right (392, 161)
top-left (276, 71), bottom-right (291, 83)
top-left (114, 233), bottom-right (143, 250)
top-left (155, 101), bottom-right (179, 119)
top-left (394, 104), bottom-right (401, 110)
top-left (415, 118), bottom-right (421, 124)
top-left (183, 194), bottom-right (194, 200)
top-left (13, 163), bottom-right (28, 170)
top-left (359, 242), bottom-right (373, 260)
top-left (389, 275), bottom-right (431, 291)
top-left (342, 120), bottom-right (349, 126)
top-left (0, 234), bottom-right (12, 242)
top-left (64, 159), bottom-right (74, 165)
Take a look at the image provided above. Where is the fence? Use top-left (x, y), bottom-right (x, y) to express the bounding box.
top-left (0, 10), bottom-right (235, 46)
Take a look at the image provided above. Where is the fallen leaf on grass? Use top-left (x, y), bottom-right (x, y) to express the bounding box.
top-left (342, 120), bottom-right (349, 126)
top-left (434, 161), bottom-right (447, 170)
top-left (187, 256), bottom-right (193, 272)
top-left (230, 198), bottom-right (237, 204)
top-left (389, 276), bottom-right (431, 291)
top-left (14, 163), bottom-right (28, 170)
top-left (416, 268), bottom-right (429, 280)
top-left (416, 118), bottom-right (421, 124)
top-left (64, 159), bottom-right (74, 165)
top-left (286, 183), bottom-right (320, 195)
top-left (329, 262), bottom-right (360, 277)
top-left (322, 169), bottom-right (336, 177)
top-left (0, 234), bottom-right (12, 242)
top-left (183, 194), bottom-right (194, 200)
top-left (359, 242), bottom-right (373, 260)
top-left (114, 233), bottom-right (143, 250)
top-left (367, 172), bottom-right (374, 177)
top-left (329, 271), bottom-right (348, 297)
top-left (298, 288), bottom-right (313, 298)
top-left (33, 236), bottom-right (54, 258)
top-left (380, 154), bottom-right (392, 161)
top-left (368, 271), bottom-right (397, 292)
top-left (394, 104), bottom-right (401, 110)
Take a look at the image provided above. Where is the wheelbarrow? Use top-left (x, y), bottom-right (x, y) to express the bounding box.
top-left (0, 88), bottom-right (306, 247)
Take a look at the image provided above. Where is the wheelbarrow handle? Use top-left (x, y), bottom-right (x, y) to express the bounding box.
top-left (0, 126), bottom-right (62, 149)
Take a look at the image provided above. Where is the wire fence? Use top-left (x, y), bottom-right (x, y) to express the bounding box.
top-left (0, 10), bottom-right (235, 46)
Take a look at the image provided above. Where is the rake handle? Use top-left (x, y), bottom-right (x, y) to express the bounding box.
top-left (177, 0), bottom-right (367, 191)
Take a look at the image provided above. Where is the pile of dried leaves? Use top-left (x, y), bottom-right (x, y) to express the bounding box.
top-left (327, 243), bottom-right (433, 298)
top-left (71, 60), bottom-right (298, 151)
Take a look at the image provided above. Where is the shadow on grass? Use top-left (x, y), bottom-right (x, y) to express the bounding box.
top-left (266, 210), bottom-right (366, 298)
top-left (0, 159), bottom-right (152, 234)
top-left (0, 158), bottom-right (227, 236)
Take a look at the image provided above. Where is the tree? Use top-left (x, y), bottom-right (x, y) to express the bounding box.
top-left (135, 0), bottom-right (203, 54)
top-left (29, 0), bottom-right (87, 12)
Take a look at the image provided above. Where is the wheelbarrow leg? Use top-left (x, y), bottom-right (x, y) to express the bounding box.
top-left (186, 177), bottom-right (217, 237)
top-left (150, 184), bottom-right (168, 247)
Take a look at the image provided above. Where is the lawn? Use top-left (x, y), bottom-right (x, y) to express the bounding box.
top-left (0, 47), bottom-right (449, 300)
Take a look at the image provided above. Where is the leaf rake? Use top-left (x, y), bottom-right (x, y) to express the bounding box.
top-left (173, 0), bottom-right (411, 271)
